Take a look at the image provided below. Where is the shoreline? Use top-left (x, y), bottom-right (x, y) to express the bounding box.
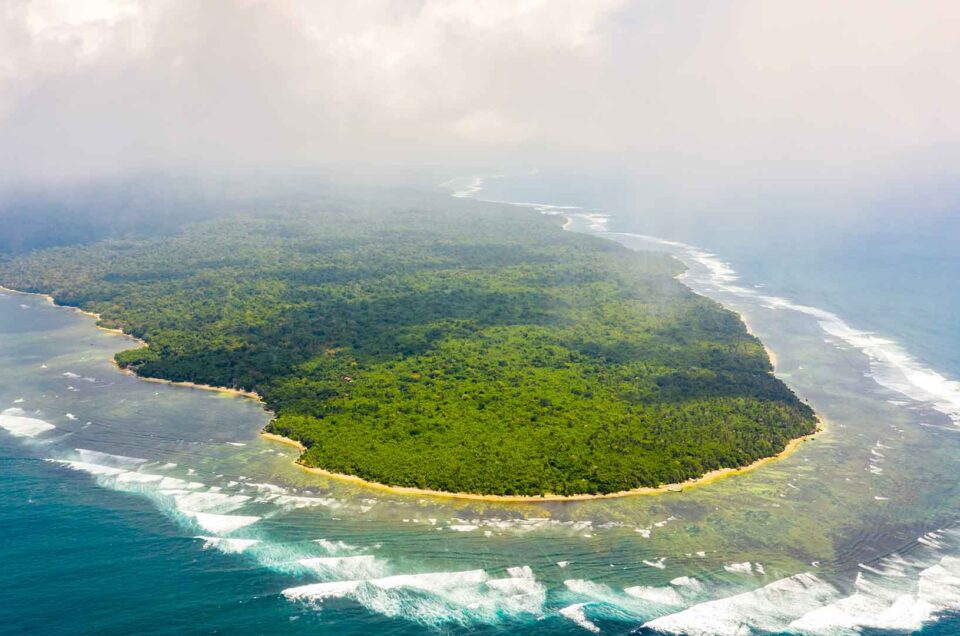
top-left (0, 285), bottom-right (266, 405)
top-left (0, 285), bottom-right (150, 347)
top-left (113, 363), bottom-right (267, 404)
top-left (740, 314), bottom-right (778, 370)
top-left (261, 417), bottom-right (824, 503)
top-left (3, 249), bottom-right (820, 503)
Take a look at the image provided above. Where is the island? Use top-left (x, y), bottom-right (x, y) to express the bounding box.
top-left (0, 188), bottom-right (818, 496)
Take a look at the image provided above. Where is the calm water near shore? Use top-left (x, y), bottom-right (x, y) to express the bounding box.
top-left (2, 185), bottom-right (960, 634)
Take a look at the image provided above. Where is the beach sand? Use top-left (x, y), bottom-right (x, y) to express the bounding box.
top-left (262, 418), bottom-right (824, 503)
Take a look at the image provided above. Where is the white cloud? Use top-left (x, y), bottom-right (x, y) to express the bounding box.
top-left (0, 0), bottom-right (957, 193)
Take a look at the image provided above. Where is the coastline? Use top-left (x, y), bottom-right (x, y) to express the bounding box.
top-left (112, 363), bottom-right (267, 404)
top-left (0, 285), bottom-right (149, 347)
top-left (739, 314), bottom-right (778, 370)
top-left (0, 285), bottom-right (266, 405)
top-left (3, 245), bottom-right (819, 503)
top-left (261, 416), bottom-right (824, 503)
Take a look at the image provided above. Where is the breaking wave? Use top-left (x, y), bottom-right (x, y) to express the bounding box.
top-left (0, 407), bottom-right (56, 438)
top-left (284, 565), bottom-right (546, 626)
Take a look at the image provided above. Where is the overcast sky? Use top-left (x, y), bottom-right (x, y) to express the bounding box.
top-left (2, 0), bottom-right (959, 211)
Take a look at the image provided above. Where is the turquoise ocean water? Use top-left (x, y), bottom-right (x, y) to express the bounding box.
top-left (2, 176), bottom-right (960, 634)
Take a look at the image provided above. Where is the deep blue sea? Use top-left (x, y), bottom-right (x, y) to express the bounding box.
top-left (2, 175), bottom-right (960, 635)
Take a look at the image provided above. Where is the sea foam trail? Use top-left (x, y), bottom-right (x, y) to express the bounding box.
top-left (606, 229), bottom-right (960, 427)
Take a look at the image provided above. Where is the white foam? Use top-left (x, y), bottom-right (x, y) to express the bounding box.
top-left (249, 482), bottom-right (286, 495)
top-left (65, 413), bottom-right (77, 421)
top-left (643, 557), bottom-right (667, 570)
top-left (449, 524), bottom-right (478, 532)
top-left (269, 494), bottom-right (340, 509)
top-left (624, 585), bottom-right (684, 606)
top-left (623, 575), bottom-right (703, 608)
top-left (173, 491), bottom-right (251, 514)
top-left (53, 455), bottom-right (263, 537)
top-left (0, 408), bottom-right (55, 438)
top-left (918, 556), bottom-right (960, 609)
top-left (670, 576), bottom-right (703, 591)
top-left (790, 573), bottom-right (925, 633)
top-left (284, 566), bottom-right (545, 625)
top-left (56, 460), bottom-right (126, 476)
top-left (284, 579), bottom-right (361, 600)
top-left (559, 603), bottom-right (600, 633)
top-left (299, 555), bottom-right (385, 580)
top-left (197, 536), bottom-right (259, 554)
top-left (378, 569), bottom-right (486, 591)
top-left (723, 561), bottom-right (756, 574)
top-left (158, 476), bottom-right (203, 490)
top-left (187, 511), bottom-right (261, 534)
top-left (646, 573), bottom-right (839, 635)
top-left (787, 552), bottom-right (960, 634)
top-left (114, 471), bottom-right (165, 484)
top-left (564, 579), bottom-right (621, 602)
top-left (73, 449), bottom-right (147, 468)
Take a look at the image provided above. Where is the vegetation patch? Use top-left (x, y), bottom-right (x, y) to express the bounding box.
top-left (0, 192), bottom-right (817, 495)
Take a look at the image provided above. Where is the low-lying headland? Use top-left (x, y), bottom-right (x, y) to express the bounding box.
top-left (0, 195), bottom-right (820, 498)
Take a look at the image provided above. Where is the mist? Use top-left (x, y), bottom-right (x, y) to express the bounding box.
top-left (2, 0), bottom-right (959, 226)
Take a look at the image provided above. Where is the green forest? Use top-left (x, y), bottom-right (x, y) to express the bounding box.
top-left (0, 189), bottom-right (817, 495)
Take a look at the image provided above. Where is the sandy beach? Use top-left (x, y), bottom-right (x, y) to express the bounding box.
top-left (262, 417), bottom-right (824, 503)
